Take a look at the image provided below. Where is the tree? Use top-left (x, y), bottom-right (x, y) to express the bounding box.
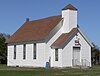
top-left (0, 33), bottom-right (10, 64)
top-left (92, 43), bottom-right (100, 65)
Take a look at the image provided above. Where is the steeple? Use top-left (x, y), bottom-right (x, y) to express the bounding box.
top-left (62, 4), bottom-right (77, 10)
top-left (62, 4), bottom-right (77, 33)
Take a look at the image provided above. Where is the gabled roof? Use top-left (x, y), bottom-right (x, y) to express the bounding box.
top-left (6, 15), bottom-right (62, 43)
top-left (51, 28), bottom-right (78, 49)
top-left (51, 28), bottom-right (93, 49)
top-left (62, 4), bottom-right (77, 10)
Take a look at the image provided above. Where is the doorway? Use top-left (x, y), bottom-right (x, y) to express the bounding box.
top-left (73, 47), bottom-right (80, 66)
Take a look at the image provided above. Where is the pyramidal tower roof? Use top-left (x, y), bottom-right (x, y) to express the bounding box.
top-left (62, 4), bottom-right (77, 10)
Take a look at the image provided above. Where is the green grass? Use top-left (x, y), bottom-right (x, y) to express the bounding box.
top-left (0, 65), bottom-right (100, 76)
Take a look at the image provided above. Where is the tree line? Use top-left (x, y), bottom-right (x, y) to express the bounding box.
top-left (92, 43), bottom-right (100, 65)
top-left (0, 33), bottom-right (10, 64)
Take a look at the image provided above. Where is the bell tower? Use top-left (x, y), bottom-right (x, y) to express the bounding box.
top-left (62, 4), bottom-right (78, 33)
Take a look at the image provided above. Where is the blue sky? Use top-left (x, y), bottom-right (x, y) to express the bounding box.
top-left (0, 0), bottom-right (100, 47)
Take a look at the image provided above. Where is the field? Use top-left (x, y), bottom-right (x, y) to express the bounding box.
top-left (0, 65), bottom-right (100, 76)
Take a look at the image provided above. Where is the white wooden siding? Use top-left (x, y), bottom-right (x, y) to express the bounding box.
top-left (7, 43), bottom-right (46, 67)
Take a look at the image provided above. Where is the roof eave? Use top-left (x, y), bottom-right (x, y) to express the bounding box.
top-left (7, 39), bottom-right (45, 45)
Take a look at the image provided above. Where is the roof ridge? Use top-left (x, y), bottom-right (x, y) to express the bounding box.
top-left (30, 15), bottom-right (62, 22)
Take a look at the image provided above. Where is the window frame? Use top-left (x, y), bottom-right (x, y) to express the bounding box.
top-left (55, 48), bottom-right (58, 61)
top-left (33, 43), bottom-right (36, 59)
top-left (23, 44), bottom-right (26, 59)
top-left (14, 45), bottom-right (16, 59)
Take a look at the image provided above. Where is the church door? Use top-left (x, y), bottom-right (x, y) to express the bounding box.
top-left (73, 47), bottom-right (80, 66)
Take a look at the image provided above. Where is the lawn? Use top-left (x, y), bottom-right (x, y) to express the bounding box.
top-left (0, 65), bottom-right (100, 76)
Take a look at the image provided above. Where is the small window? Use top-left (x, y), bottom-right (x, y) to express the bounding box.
top-left (33, 43), bottom-right (36, 59)
top-left (23, 44), bottom-right (26, 59)
top-left (14, 45), bottom-right (16, 59)
top-left (55, 48), bottom-right (58, 61)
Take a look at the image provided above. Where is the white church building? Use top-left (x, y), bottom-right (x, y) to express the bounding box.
top-left (6, 4), bottom-right (93, 68)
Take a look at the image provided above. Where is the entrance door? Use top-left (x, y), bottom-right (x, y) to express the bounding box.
top-left (73, 47), bottom-right (80, 66)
